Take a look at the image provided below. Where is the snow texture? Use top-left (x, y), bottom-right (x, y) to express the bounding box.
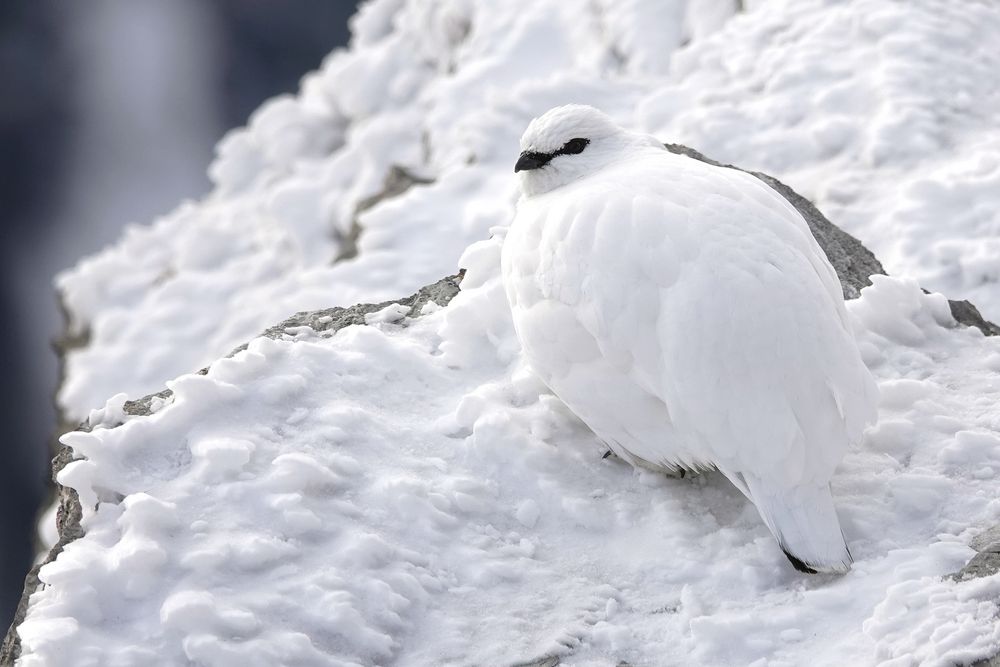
top-left (21, 248), bottom-right (1000, 667)
top-left (18, 0), bottom-right (1000, 665)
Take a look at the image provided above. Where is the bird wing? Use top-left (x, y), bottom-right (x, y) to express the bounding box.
top-left (538, 151), bottom-right (878, 487)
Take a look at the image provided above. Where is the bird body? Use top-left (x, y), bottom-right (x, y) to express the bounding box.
top-left (502, 105), bottom-right (878, 574)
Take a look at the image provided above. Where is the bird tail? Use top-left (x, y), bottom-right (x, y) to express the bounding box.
top-left (741, 474), bottom-right (852, 574)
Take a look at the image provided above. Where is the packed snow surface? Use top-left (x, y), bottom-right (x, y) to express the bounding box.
top-left (22, 248), bottom-right (1000, 666)
top-left (24, 0), bottom-right (1000, 664)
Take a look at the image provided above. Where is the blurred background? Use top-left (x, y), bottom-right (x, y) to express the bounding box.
top-left (0, 0), bottom-right (358, 631)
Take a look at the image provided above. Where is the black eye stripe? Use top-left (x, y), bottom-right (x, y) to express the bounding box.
top-left (554, 137), bottom-right (589, 156)
top-left (516, 138), bottom-right (590, 172)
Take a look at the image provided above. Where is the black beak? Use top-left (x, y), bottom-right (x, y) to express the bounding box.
top-left (514, 151), bottom-right (551, 173)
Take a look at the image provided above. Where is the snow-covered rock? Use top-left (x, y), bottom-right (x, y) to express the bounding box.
top-left (9, 0), bottom-right (1000, 664)
top-left (8, 161), bottom-right (1000, 665)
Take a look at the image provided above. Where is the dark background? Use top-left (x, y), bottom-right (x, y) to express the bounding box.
top-left (0, 0), bottom-right (358, 632)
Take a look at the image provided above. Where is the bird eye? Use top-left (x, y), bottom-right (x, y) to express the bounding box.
top-left (560, 138), bottom-right (589, 155)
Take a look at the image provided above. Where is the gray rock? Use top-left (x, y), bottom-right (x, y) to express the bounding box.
top-left (950, 524), bottom-right (1000, 587)
top-left (945, 298), bottom-right (1000, 337)
top-left (0, 446), bottom-right (82, 666)
top-left (334, 165), bottom-right (434, 263)
top-left (511, 657), bottom-right (561, 667)
top-left (511, 657), bottom-right (632, 667)
top-left (971, 525), bottom-right (1000, 553)
top-left (1, 293), bottom-right (94, 666)
top-left (952, 551), bottom-right (1000, 582)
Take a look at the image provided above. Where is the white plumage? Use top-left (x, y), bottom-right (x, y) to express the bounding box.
top-left (502, 105), bottom-right (879, 574)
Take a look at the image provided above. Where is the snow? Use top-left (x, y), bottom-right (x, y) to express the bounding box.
top-left (20, 0), bottom-right (1000, 664)
top-left (20, 241), bottom-right (1000, 666)
top-left (865, 574), bottom-right (1000, 667)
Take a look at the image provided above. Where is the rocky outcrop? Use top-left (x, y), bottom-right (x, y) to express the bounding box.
top-left (954, 526), bottom-right (1000, 583)
top-left (944, 298), bottom-right (1000, 337)
top-left (5, 147), bottom-right (997, 665)
top-left (954, 528), bottom-right (1000, 667)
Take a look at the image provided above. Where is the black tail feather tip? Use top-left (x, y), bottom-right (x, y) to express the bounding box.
top-left (782, 549), bottom-right (819, 574)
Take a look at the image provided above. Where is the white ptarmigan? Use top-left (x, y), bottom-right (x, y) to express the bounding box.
top-left (501, 105), bottom-right (879, 574)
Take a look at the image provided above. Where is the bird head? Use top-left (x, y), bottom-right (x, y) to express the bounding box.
top-left (515, 105), bottom-right (661, 197)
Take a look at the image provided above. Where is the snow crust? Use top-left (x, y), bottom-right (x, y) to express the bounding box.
top-left (27, 0), bottom-right (1000, 664)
